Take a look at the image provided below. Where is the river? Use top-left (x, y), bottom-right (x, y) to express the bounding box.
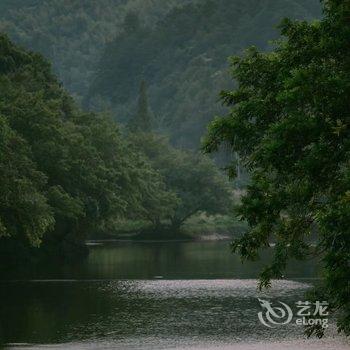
top-left (0, 241), bottom-right (348, 349)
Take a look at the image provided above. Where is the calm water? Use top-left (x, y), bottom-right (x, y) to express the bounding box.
top-left (0, 241), bottom-right (348, 349)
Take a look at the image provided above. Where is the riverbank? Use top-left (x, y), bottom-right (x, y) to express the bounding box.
top-left (89, 214), bottom-right (247, 242)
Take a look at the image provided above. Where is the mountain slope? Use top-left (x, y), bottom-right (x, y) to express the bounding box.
top-left (89, 0), bottom-right (322, 147)
top-left (0, 0), bottom-right (321, 147)
top-left (0, 0), bottom-right (194, 100)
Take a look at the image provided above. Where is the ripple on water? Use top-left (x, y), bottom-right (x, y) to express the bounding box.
top-left (5, 337), bottom-right (350, 350)
top-left (99, 279), bottom-right (312, 299)
top-left (3, 279), bottom-right (348, 350)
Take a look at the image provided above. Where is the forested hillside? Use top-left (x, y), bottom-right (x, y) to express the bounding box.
top-left (0, 33), bottom-right (164, 261)
top-left (0, 0), bottom-right (195, 101)
top-left (0, 0), bottom-right (321, 148)
top-left (90, 0), bottom-right (321, 147)
top-left (0, 34), bottom-right (232, 263)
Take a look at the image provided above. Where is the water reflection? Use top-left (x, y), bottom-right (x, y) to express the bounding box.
top-left (0, 241), bottom-right (347, 349)
top-left (1, 241), bottom-right (320, 281)
top-left (84, 241), bottom-right (319, 280)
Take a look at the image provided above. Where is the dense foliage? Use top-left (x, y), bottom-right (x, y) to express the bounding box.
top-left (204, 0), bottom-right (350, 336)
top-left (0, 34), bottom-right (233, 262)
top-left (0, 34), bottom-right (170, 261)
top-left (0, 0), bottom-right (321, 148)
top-left (126, 81), bottom-right (234, 233)
top-left (89, 0), bottom-right (321, 147)
top-left (129, 132), bottom-right (233, 232)
top-left (0, 0), bottom-right (194, 101)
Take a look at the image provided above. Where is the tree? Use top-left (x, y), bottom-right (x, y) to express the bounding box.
top-left (88, 0), bottom-right (321, 148)
top-left (0, 34), bottom-right (174, 261)
top-left (203, 0), bottom-right (350, 336)
top-left (129, 132), bottom-right (233, 231)
top-left (0, 115), bottom-right (54, 251)
top-left (128, 80), bottom-right (152, 132)
top-left (166, 151), bottom-right (233, 230)
top-left (0, 0), bottom-right (191, 99)
top-left (132, 164), bottom-right (179, 229)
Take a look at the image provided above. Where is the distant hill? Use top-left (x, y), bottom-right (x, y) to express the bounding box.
top-left (0, 0), bottom-right (321, 147)
top-left (88, 0), bottom-right (322, 147)
top-left (0, 0), bottom-right (193, 101)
